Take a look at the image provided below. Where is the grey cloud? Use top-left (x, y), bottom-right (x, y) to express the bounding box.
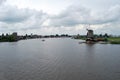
top-left (49, 6), bottom-right (91, 26)
top-left (0, 4), bottom-right (48, 32)
top-left (0, 5), bottom-right (34, 23)
top-left (0, 0), bottom-right (6, 5)
top-left (0, 2), bottom-right (48, 24)
top-left (49, 5), bottom-right (120, 27)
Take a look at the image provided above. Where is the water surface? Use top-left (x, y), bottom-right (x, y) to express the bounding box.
top-left (0, 38), bottom-right (120, 80)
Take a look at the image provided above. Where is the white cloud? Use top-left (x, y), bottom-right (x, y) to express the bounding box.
top-left (0, 0), bottom-right (120, 35)
top-left (5, 0), bottom-right (71, 14)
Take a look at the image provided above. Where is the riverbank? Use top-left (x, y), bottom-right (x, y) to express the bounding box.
top-left (74, 37), bottom-right (120, 44)
top-left (108, 37), bottom-right (120, 44)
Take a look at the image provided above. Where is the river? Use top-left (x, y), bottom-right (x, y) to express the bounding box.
top-left (0, 38), bottom-right (120, 80)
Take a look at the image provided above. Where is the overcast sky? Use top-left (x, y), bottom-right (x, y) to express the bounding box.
top-left (0, 0), bottom-right (120, 35)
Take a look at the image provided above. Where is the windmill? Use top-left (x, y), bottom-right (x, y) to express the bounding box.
top-left (85, 24), bottom-right (95, 43)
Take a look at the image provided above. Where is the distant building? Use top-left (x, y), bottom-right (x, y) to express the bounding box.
top-left (12, 32), bottom-right (18, 41)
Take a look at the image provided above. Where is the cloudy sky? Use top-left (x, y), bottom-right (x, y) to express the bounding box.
top-left (0, 0), bottom-right (120, 35)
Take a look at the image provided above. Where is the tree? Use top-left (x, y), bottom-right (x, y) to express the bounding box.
top-left (104, 33), bottom-right (109, 38)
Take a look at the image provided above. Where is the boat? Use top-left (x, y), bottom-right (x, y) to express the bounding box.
top-left (42, 39), bottom-right (45, 41)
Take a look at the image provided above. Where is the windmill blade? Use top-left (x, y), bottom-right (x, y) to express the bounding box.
top-left (85, 24), bottom-right (91, 30)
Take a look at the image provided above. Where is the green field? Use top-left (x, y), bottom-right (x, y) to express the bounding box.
top-left (108, 37), bottom-right (120, 44)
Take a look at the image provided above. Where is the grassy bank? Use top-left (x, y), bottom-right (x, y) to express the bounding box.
top-left (108, 37), bottom-right (120, 44)
top-left (74, 36), bottom-right (120, 44)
